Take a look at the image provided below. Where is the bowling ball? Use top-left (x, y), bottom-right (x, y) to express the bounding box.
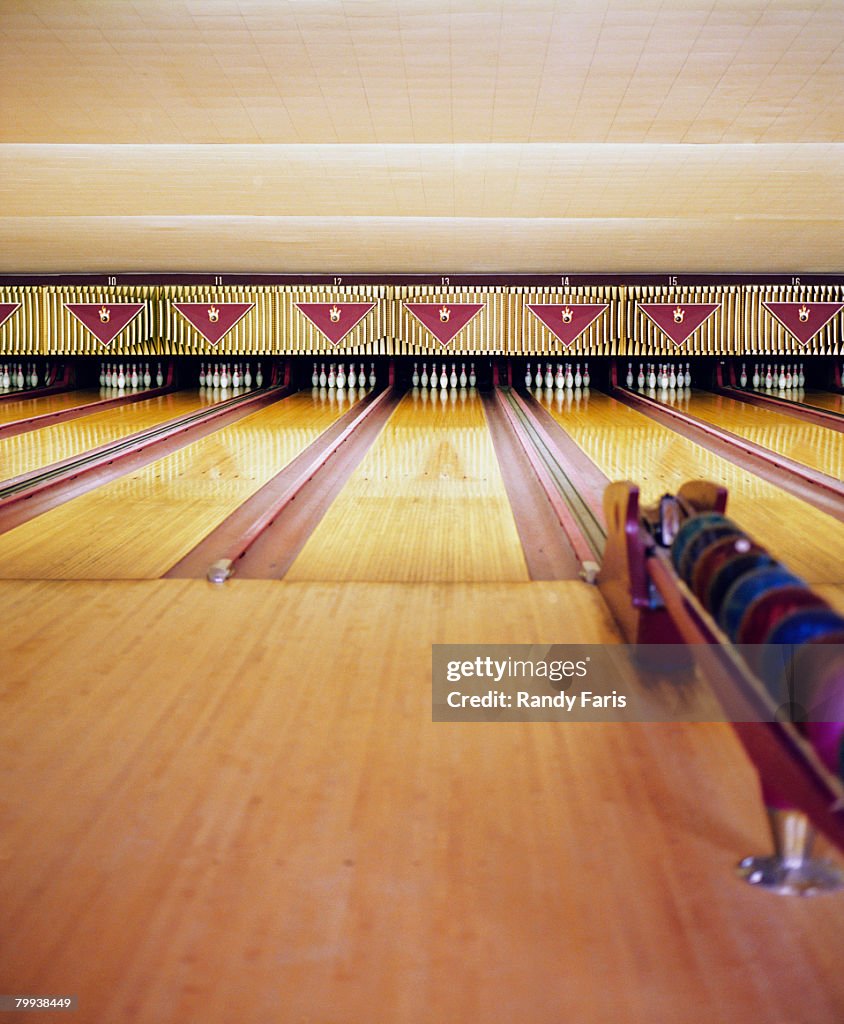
top-left (737, 586), bottom-right (827, 645)
top-left (690, 533), bottom-right (754, 605)
top-left (718, 566), bottom-right (804, 640)
top-left (677, 520), bottom-right (741, 586)
top-left (705, 550), bottom-right (775, 623)
top-left (757, 607), bottom-right (844, 702)
top-left (670, 513), bottom-right (734, 577)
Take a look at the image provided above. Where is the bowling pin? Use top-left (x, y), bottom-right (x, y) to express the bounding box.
top-left (255, 363), bottom-right (263, 388)
top-left (534, 364), bottom-right (543, 389)
top-left (798, 363), bottom-right (805, 388)
top-left (450, 364), bottom-right (457, 389)
top-left (545, 363), bottom-right (554, 389)
top-left (412, 362), bottom-right (420, 387)
top-left (637, 364), bottom-right (645, 389)
top-left (565, 364), bottom-right (574, 389)
top-left (574, 363), bottom-right (582, 389)
top-left (626, 363), bottom-right (633, 388)
top-left (319, 363), bottom-right (327, 387)
top-left (312, 362), bottom-right (319, 387)
top-left (328, 364), bottom-right (336, 388)
top-left (117, 364), bottom-right (126, 389)
top-left (683, 363), bottom-right (691, 388)
top-left (420, 363), bottom-right (428, 387)
top-left (582, 363), bottom-right (590, 388)
top-left (232, 364), bottom-right (241, 388)
top-left (739, 363), bottom-right (747, 388)
top-left (440, 365), bottom-right (448, 389)
top-left (555, 364), bottom-right (564, 390)
top-left (244, 364), bottom-right (253, 388)
top-left (348, 363), bottom-right (357, 388)
top-left (469, 363), bottom-right (477, 387)
top-left (459, 363), bottom-right (467, 388)
top-left (430, 363), bottom-right (438, 389)
top-left (525, 363), bottom-right (533, 388)
top-left (752, 364), bottom-right (759, 389)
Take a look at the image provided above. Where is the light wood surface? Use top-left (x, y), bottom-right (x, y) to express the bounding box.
top-left (287, 389), bottom-right (529, 582)
top-left (0, 388), bottom-right (104, 425)
top-left (0, 390), bottom-right (359, 579)
top-left (1, 578), bottom-right (843, 1024)
top-left (0, 391), bottom-right (226, 482)
top-left (655, 388), bottom-right (844, 479)
top-left (537, 389), bottom-right (844, 585)
top-left (775, 389), bottom-right (844, 414)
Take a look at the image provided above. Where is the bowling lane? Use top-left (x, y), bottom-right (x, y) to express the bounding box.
top-left (0, 390), bottom-right (228, 483)
top-left (287, 389), bottom-right (530, 582)
top-left (772, 389), bottom-right (844, 414)
top-left (0, 389), bottom-right (360, 579)
top-left (0, 388), bottom-right (105, 425)
top-left (536, 390), bottom-right (844, 584)
top-left (654, 388), bottom-right (843, 478)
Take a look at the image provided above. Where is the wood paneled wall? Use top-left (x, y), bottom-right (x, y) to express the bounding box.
top-left (0, 283), bottom-right (841, 358)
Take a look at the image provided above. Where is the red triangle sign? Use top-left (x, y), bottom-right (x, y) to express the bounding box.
top-left (0, 302), bottom-right (21, 330)
top-left (174, 302), bottom-right (255, 346)
top-left (526, 303), bottom-right (608, 348)
top-left (403, 303), bottom-right (484, 347)
top-left (762, 301), bottom-right (844, 347)
top-left (637, 303), bottom-right (720, 347)
top-left (64, 302), bottom-right (146, 348)
top-left (295, 302), bottom-right (376, 346)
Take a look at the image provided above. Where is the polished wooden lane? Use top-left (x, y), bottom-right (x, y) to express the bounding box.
top-left (0, 390), bottom-right (359, 579)
top-left (653, 388), bottom-right (843, 478)
top-left (772, 389), bottom-right (844, 414)
top-left (0, 388), bottom-right (105, 425)
top-left (0, 391), bottom-right (228, 482)
top-left (536, 390), bottom-right (844, 584)
top-left (287, 388), bottom-right (529, 582)
top-left (2, 578), bottom-right (842, 1024)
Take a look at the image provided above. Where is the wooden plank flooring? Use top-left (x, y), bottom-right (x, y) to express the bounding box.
top-left (769, 389), bottom-right (844, 413)
top-left (655, 389), bottom-right (843, 479)
top-left (287, 389), bottom-right (530, 582)
top-left (0, 388), bottom-right (105, 425)
top-left (537, 390), bottom-right (844, 584)
top-left (1, 579), bottom-right (842, 1024)
top-left (0, 391), bottom-right (357, 579)
top-left (0, 391), bottom-right (226, 482)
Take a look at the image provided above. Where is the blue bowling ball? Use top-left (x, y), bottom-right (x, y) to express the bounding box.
top-left (670, 513), bottom-right (734, 577)
top-left (718, 565), bottom-right (804, 641)
top-left (758, 607), bottom-right (844, 700)
top-left (706, 551), bottom-right (776, 623)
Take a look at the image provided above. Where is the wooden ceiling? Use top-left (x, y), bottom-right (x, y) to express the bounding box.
top-left (1, 0), bottom-right (841, 273)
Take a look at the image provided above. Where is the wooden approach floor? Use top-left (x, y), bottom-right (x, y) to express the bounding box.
top-left (2, 579), bottom-right (844, 1024)
top-left (538, 390), bottom-right (844, 585)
